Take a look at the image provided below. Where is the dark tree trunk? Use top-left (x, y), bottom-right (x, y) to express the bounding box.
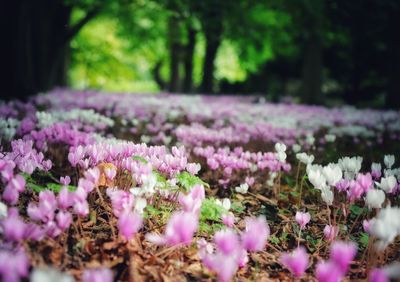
top-left (1, 0), bottom-right (99, 101)
top-left (385, 4), bottom-right (400, 109)
top-left (200, 32), bottom-right (222, 93)
top-left (183, 27), bottom-right (196, 93)
top-left (301, 33), bottom-right (323, 104)
top-left (152, 61), bottom-right (167, 91)
top-left (168, 17), bottom-right (182, 93)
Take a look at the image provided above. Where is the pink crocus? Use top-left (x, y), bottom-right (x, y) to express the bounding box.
top-left (330, 241), bottom-right (357, 273)
top-left (146, 211), bottom-right (199, 246)
top-left (221, 212), bottom-right (235, 228)
top-left (1, 209), bottom-right (26, 242)
top-left (60, 176), bottom-right (71, 186)
top-left (214, 229), bottom-right (240, 255)
top-left (56, 211), bottom-right (72, 231)
top-left (323, 225), bottom-right (339, 241)
top-left (118, 210), bottom-right (143, 240)
top-left (241, 216), bottom-right (270, 252)
top-left (295, 211), bottom-right (311, 229)
top-left (316, 260), bottom-right (343, 282)
top-left (369, 268), bottom-right (388, 282)
top-left (0, 249), bottom-right (29, 282)
top-left (104, 167), bottom-right (117, 180)
top-left (363, 220), bottom-right (371, 234)
top-left (83, 268), bottom-right (113, 282)
top-left (280, 247), bottom-right (309, 278)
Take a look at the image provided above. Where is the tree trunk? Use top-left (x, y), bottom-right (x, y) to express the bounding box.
top-left (1, 0), bottom-right (98, 101)
top-left (183, 27), bottom-right (196, 93)
top-left (301, 33), bottom-right (322, 104)
top-left (168, 16), bottom-right (182, 93)
top-left (385, 4), bottom-right (400, 109)
top-left (200, 33), bottom-right (221, 94)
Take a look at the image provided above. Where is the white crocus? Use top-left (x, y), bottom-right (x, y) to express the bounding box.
top-left (322, 163), bottom-right (343, 186)
top-left (376, 175), bottom-right (397, 193)
top-left (307, 165), bottom-right (326, 189)
top-left (296, 153), bottom-right (314, 165)
top-left (276, 151), bottom-right (287, 162)
top-left (371, 162), bottom-right (382, 172)
top-left (216, 198), bottom-right (231, 211)
top-left (235, 183), bottom-right (249, 194)
top-left (31, 268), bottom-right (74, 282)
top-left (370, 207), bottom-right (400, 250)
top-left (365, 189), bottom-right (385, 209)
top-left (384, 155), bottom-right (395, 169)
top-left (320, 186), bottom-right (334, 205)
top-left (0, 201), bottom-right (7, 218)
top-left (292, 144), bottom-right (301, 153)
top-left (134, 197), bottom-right (147, 215)
top-left (275, 142), bottom-right (287, 152)
top-left (324, 134), bottom-right (336, 142)
top-left (338, 156), bottom-right (363, 179)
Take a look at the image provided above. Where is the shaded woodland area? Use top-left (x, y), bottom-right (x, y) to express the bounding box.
top-left (1, 0), bottom-right (400, 108)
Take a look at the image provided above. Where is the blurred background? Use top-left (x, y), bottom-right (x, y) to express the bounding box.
top-left (2, 0), bottom-right (400, 108)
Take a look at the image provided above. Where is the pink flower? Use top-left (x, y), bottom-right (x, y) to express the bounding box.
top-left (356, 173), bottom-right (372, 193)
top-left (1, 208), bottom-right (28, 242)
top-left (221, 212), bottom-right (235, 228)
top-left (323, 225), bottom-right (339, 241)
top-left (178, 184), bottom-right (205, 214)
top-left (104, 167), bottom-right (116, 180)
top-left (214, 229), bottom-right (240, 255)
top-left (83, 268), bottom-right (113, 282)
top-left (73, 200), bottom-right (89, 217)
top-left (295, 212), bottom-right (311, 229)
top-left (60, 176), bottom-right (71, 186)
top-left (78, 178), bottom-right (95, 193)
top-left (0, 249), bottom-right (29, 282)
top-left (369, 268), bottom-right (388, 282)
top-left (84, 167), bottom-right (100, 184)
top-left (27, 190), bottom-right (57, 223)
top-left (335, 179), bottom-right (350, 192)
top-left (146, 211), bottom-right (198, 246)
top-left (347, 180), bottom-right (364, 201)
top-left (203, 253), bottom-right (238, 282)
top-left (241, 216), bottom-right (270, 252)
top-left (58, 187), bottom-right (74, 210)
top-left (118, 210), bottom-right (143, 240)
top-left (363, 220), bottom-right (371, 234)
top-left (316, 260), bottom-right (343, 282)
top-left (330, 241), bottom-right (357, 273)
top-left (280, 247), bottom-right (309, 278)
top-left (56, 211), bottom-right (72, 230)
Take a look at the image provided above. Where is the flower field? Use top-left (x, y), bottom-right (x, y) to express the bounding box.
top-left (1, 89), bottom-right (400, 281)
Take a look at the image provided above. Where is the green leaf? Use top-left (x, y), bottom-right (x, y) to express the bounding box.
top-left (231, 201), bottom-right (245, 213)
top-left (46, 183), bottom-right (76, 193)
top-left (200, 198), bottom-right (224, 222)
top-left (349, 204), bottom-right (365, 216)
top-left (176, 171), bottom-right (208, 192)
top-left (269, 235), bottom-right (280, 245)
top-left (359, 232), bottom-right (369, 248)
top-left (132, 155), bottom-right (148, 163)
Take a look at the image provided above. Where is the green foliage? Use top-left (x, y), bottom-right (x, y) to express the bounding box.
top-left (22, 173), bottom-right (76, 193)
top-left (359, 232), bottom-right (369, 248)
top-left (176, 171), bottom-right (208, 192)
top-left (200, 198), bottom-right (224, 222)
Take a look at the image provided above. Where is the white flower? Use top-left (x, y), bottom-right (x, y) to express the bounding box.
top-left (31, 268), bottom-right (74, 282)
top-left (292, 144), bottom-right (301, 153)
top-left (0, 201), bottom-right (7, 219)
top-left (338, 156), bottom-right (363, 178)
top-left (276, 151), bottom-right (287, 162)
top-left (141, 173), bottom-right (157, 196)
top-left (384, 155), bottom-right (395, 169)
top-left (322, 163), bottom-right (343, 186)
top-left (365, 189), bottom-right (385, 209)
top-left (235, 183), bottom-right (249, 194)
top-left (275, 142), bottom-right (287, 152)
top-left (376, 176), bottom-right (397, 193)
top-left (266, 172), bottom-right (277, 187)
top-left (134, 197), bottom-right (147, 214)
top-left (370, 207), bottom-right (400, 250)
top-left (371, 162), bottom-right (382, 172)
top-left (307, 165), bottom-right (326, 189)
top-left (216, 198), bottom-right (231, 211)
top-left (306, 134), bottom-right (315, 145)
top-left (320, 186), bottom-right (334, 205)
top-left (324, 134), bottom-right (336, 142)
top-left (296, 153), bottom-right (314, 165)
